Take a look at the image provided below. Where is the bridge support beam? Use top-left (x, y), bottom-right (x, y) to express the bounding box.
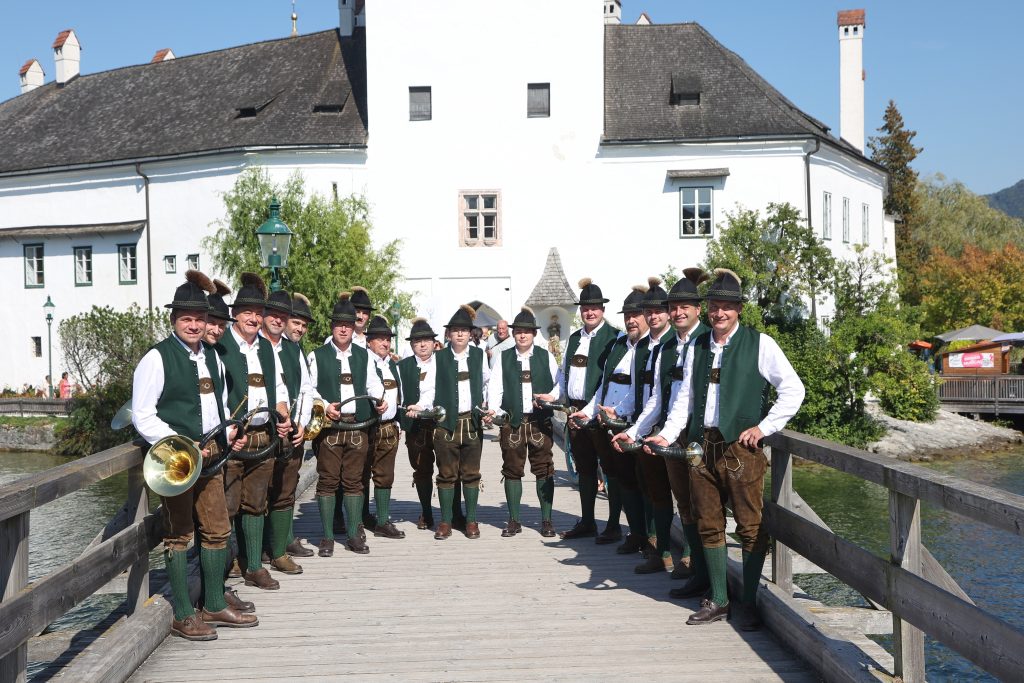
top-left (889, 491), bottom-right (925, 683)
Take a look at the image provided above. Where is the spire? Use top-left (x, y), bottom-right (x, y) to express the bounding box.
top-left (525, 248), bottom-right (577, 309)
top-left (291, 0), bottom-right (298, 37)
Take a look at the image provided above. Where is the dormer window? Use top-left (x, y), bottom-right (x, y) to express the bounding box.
top-left (670, 73), bottom-right (700, 106)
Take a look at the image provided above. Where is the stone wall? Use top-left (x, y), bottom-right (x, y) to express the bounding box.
top-left (0, 422), bottom-right (57, 452)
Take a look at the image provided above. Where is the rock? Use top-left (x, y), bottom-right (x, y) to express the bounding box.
top-left (0, 422), bottom-right (57, 451)
top-left (866, 402), bottom-right (1020, 460)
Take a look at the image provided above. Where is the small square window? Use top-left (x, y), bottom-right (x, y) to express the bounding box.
top-left (527, 83), bottom-right (550, 118)
top-left (119, 244), bottom-right (138, 284)
top-left (187, 253), bottom-right (200, 270)
top-left (409, 86), bottom-right (431, 121)
top-left (24, 244), bottom-right (44, 288)
top-left (32, 336), bottom-right (42, 358)
top-left (164, 255), bottom-right (177, 274)
top-left (459, 191), bottom-right (501, 247)
top-left (679, 187), bottom-right (713, 237)
top-left (74, 247), bottom-right (93, 286)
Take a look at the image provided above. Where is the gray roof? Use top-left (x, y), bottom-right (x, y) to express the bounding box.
top-left (603, 23), bottom-right (864, 159)
top-left (935, 325), bottom-right (1005, 343)
top-left (525, 248), bottom-right (577, 309)
top-left (0, 29), bottom-right (366, 175)
top-left (0, 219), bottom-right (145, 240)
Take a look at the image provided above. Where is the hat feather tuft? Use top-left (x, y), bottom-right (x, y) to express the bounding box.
top-left (631, 284), bottom-right (649, 295)
top-left (712, 268), bottom-right (740, 286)
top-left (459, 304), bottom-right (476, 320)
top-left (578, 277), bottom-right (593, 289)
top-left (411, 316), bottom-right (427, 325)
top-left (684, 267), bottom-right (711, 285)
top-left (240, 272), bottom-right (267, 298)
top-left (647, 276), bottom-right (663, 289)
top-left (521, 305), bottom-right (535, 316)
top-left (186, 269), bottom-right (214, 294)
top-left (338, 291), bottom-right (351, 303)
top-left (292, 292), bottom-right (309, 307)
top-left (212, 278), bottom-right (231, 296)
top-left (352, 285), bottom-right (368, 294)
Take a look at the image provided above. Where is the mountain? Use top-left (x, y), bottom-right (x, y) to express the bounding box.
top-left (987, 179), bottom-right (1024, 219)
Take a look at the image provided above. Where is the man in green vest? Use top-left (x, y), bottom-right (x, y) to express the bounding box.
top-left (218, 273), bottom-right (291, 591)
top-left (307, 292), bottom-right (388, 556)
top-left (282, 292), bottom-right (316, 558)
top-left (204, 279), bottom-right (233, 346)
top-left (261, 290), bottom-right (313, 575)
top-left (350, 285), bottom-right (380, 531)
top-left (560, 278), bottom-right (619, 539)
top-left (365, 314), bottom-right (407, 539)
top-left (132, 270), bottom-right (257, 640)
top-left (484, 306), bottom-right (562, 538)
top-left (431, 304), bottom-right (491, 540)
top-left (662, 269), bottom-right (805, 628)
top-left (397, 317), bottom-right (440, 530)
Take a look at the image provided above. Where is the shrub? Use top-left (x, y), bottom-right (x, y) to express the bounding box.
top-left (872, 352), bottom-right (941, 422)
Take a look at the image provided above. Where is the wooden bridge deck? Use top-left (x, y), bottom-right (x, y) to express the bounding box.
top-left (128, 436), bottom-right (814, 683)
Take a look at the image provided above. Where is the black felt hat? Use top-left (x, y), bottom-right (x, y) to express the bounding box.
top-left (264, 290), bottom-right (292, 315)
top-left (207, 279), bottom-right (235, 321)
top-left (445, 303), bottom-right (476, 329)
top-left (331, 292), bottom-right (357, 323)
top-left (350, 286), bottom-right (375, 312)
top-left (366, 315), bottom-right (393, 337)
top-left (618, 285), bottom-right (648, 314)
top-left (666, 268), bottom-right (709, 303)
top-left (642, 276), bottom-right (669, 309)
top-left (511, 306), bottom-right (540, 330)
top-left (166, 270), bottom-right (214, 311)
top-left (406, 317), bottom-right (437, 341)
top-left (576, 277), bottom-right (609, 305)
top-left (706, 268), bottom-right (745, 302)
top-left (290, 293), bottom-right (314, 322)
top-left (231, 272), bottom-right (267, 309)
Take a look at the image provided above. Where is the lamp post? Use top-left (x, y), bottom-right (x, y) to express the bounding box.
top-left (255, 196), bottom-right (294, 293)
top-left (43, 296), bottom-right (55, 398)
top-left (390, 301), bottom-right (401, 340)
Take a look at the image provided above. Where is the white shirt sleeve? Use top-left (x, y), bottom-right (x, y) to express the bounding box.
top-left (272, 350), bottom-right (288, 411)
top-left (480, 351), bottom-right (492, 397)
top-left (297, 354), bottom-right (314, 425)
top-left (364, 352), bottom-right (386, 401)
top-left (418, 359), bottom-right (436, 409)
top-left (757, 335), bottom-right (806, 437)
top-left (488, 353), bottom-right (505, 415)
top-left (307, 350), bottom-right (322, 402)
top-left (657, 347), bottom-right (696, 445)
top-left (626, 358), bottom-right (664, 441)
top-left (132, 349), bottom-right (174, 445)
top-left (547, 352), bottom-right (562, 401)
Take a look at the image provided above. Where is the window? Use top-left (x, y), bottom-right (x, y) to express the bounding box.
top-left (164, 255), bottom-right (177, 274)
top-left (527, 83), bottom-right (550, 118)
top-left (670, 73), bottom-right (701, 106)
top-left (842, 197), bottom-right (850, 243)
top-left (331, 182), bottom-right (339, 201)
top-left (187, 253), bottom-right (200, 270)
top-left (409, 86), bottom-right (431, 121)
top-left (861, 203), bottom-right (870, 244)
top-left (459, 191), bottom-right (501, 247)
top-left (74, 247), bottom-right (93, 286)
top-left (679, 187), bottom-right (713, 237)
top-left (118, 244), bottom-right (138, 284)
top-left (24, 244), bottom-right (44, 287)
top-left (822, 192), bottom-right (832, 240)
top-left (32, 337), bottom-right (42, 358)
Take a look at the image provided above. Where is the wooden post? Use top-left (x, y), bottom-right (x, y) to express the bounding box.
top-left (889, 491), bottom-right (925, 683)
top-left (770, 447), bottom-right (793, 596)
top-left (126, 465), bottom-right (150, 616)
top-left (1, 511), bottom-right (29, 683)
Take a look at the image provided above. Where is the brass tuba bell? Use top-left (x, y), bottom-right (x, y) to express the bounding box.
top-left (143, 435), bottom-right (202, 497)
top-left (304, 398), bottom-right (327, 441)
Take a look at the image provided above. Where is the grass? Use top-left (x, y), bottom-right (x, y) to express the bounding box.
top-left (0, 416), bottom-right (59, 427)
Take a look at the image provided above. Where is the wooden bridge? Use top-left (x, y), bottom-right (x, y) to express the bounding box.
top-left (2, 429), bottom-right (1024, 682)
top-left (938, 374), bottom-right (1024, 416)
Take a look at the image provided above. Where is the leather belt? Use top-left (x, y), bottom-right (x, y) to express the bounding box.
top-left (710, 368), bottom-right (721, 384)
top-left (198, 378), bottom-right (215, 394)
top-left (457, 371), bottom-right (471, 381)
top-left (570, 354), bottom-right (588, 368)
top-left (608, 373), bottom-right (631, 385)
top-left (247, 373), bottom-right (266, 388)
top-left (568, 399), bottom-right (587, 410)
top-left (336, 415), bottom-right (357, 423)
top-left (670, 366), bottom-right (687, 381)
top-left (640, 370), bottom-right (654, 385)
top-left (339, 373), bottom-right (354, 385)
top-left (382, 379), bottom-right (398, 390)
top-left (520, 371), bottom-right (532, 382)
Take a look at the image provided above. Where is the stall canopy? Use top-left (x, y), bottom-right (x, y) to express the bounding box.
top-left (990, 332), bottom-right (1024, 343)
top-left (934, 325), bottom-right (1004, 342)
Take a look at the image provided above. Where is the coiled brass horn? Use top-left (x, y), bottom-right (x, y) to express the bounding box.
top-left (400, 405), bottom-right (447, 422)
top-left (143, 435), bottom-right (202, 497)
top-left (304, 398), bottom-right (328, 441)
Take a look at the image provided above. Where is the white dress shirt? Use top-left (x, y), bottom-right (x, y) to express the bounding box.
top-left (658, 325), bottom-right (805, 445)
top-left (487, 335), bottom-right (515, 368)
top-left (583, 334), bottom-right (635, 418)
top-left (412, 354), bottom-right (437, 409)
top-left (132, 334), bottom-right (228, 445)
top-left (561, 320), bottom-right (607, 402)
top-left (371, 351), bottom-right (401, 422)
top-left (488, 345), bottom-right (562, 416)
top-left (626, 325), bottom-right (700, 441)
top-left (230, 326), bottom-right (287, 426)
top-left (308, 341), bottom-right (385, 415)
top-left (450, 347), bottom-right (492, 413)
top-left (260, 330), bottom-right (313, 426)
top-left (353, 332), bottom-right (367, 348)
top-left (615, 328), bottom-right (669, 420)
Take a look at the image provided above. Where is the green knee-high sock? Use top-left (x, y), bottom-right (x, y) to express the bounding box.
top-left (287, 507), bottom-right (296, 545)
top-left (605, 477), bottom-right (623, 529)
top-left (742, 549), bottom-right (768, 605)
top-left (704, 545), bottom-right (729, 606)
top-left (362, 487), bottom-right (372, 521)
top-left (536, 477), bottom-right (554, 521)
top-left (269, 508), bottom-right (292, 558)
top-left (200, 547), bottom-right (228, 612)
top-left (643, 497), bottom-right (656, 538)
top-left (343, 494), bottom-right (363, 538)
top-left (504, 479), bottom-right (523, 521)
top-left (415, 480), bottom-right (433, 519)
top-left (438, 487), bottom-right (455, 523)
top-left (578, 471), bottom-right (598, 524)
top-left (620, 487), bottom-right (645, 537)
top-left (654, 506), bottom-right (674, 556)
top-left (453, 480), bottom-right (466, 519)
top-left (233, 515), bottom-right (247, 573)
top-left (317, 495), bottom-right (335, 541)
top-left (164, 549), bottom-right (194, 621)
top-left (375, 488), bottom-right (392, 522)
top-left (683, 524), bottom-right (707, 584)
top-left (333, 497), bottom-right (345, 530)
top-left (463, 484), bottom-right (480, 523)
top-left (241, 514), bottom-right (265, 572)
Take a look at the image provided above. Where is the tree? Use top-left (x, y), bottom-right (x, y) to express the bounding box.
top-left (912, 174), bottom-right (1024, 260)
top-left (203, 168), bottom-right (408, 348)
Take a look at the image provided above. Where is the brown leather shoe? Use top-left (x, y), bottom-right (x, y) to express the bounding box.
top-left (595, 525), bottom-right (623, 545)
top-left (540, 520), bottom-right (556, 538)
top-left (362, 515), bottom-right (378, 533)
top-left (201, 606), bottom-right (259, 628)
top-left (501, 520), bottom-right (522, 537)
top-left (733, 602), bottom-right (763, 631)
top-left (616, 533), bottom-right (645, 555)
top-left (346, 537), bottom-right (370, 554)
top-left (669, 578), bottom-right (711, 600)
top-left (687, 598), bottom-right (730, 625)
top-left (374, 521), bottom-right (406, 539)
top-left (416, 515), bottom-right (434, 530)
top-left (464, 522), bottom-right (481, 539)
top-left (171, 613), bottom-right (217, 641)
top-left (318, 539), bottom-right (335, 557)
top-left (226, 557), bottom-right (242, 578)
top-left (452, 515), bottom-right (467, 533)
top-left (270, 554), bottom-right (303, 574)
top-left (224, 589), bottom-right (254, 613)
top-left (261, 550), bottom-right (271, 564)
top-left (434, 522), bottom-right (452, 540)
top-left (671, 557), bottom-right (693, 580)
top-left (357, 524), bottom-right (367, 542)
top-left (286, 538), bottom-right (314, 558)
top-left (560, 520), bottom-right (598, 540)
top-left (243, 567), bottom-right (280, 590)
top-left (635, 553), bottom-right (671, 574)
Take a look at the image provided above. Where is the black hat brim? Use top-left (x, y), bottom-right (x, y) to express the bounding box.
top-left (231, 298), bottom-right (267, 310)
top-left (209, 311), bottom-right (236, 322)
top-left (264, 303), bottom-right (292, 315)
top-left (665, 295), bottom-right (704, 304)
top-left (165, 302), bottom-right (210, 312)
top-left (705, 291), bottom-right (745, 303)
top-left (406, 333), bottom-right (438, 341)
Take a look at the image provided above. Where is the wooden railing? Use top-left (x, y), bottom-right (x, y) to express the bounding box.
top-left (938, 374), bottom-right (1024, 415)
top-left (764, 430), bottom-right (1024, 682)
top-left (0, 399), bottom-right (72, 417)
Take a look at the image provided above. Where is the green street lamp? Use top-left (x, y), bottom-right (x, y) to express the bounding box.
top-left (389, 301), bottom-right (401, 339)
top-left (43, 296), bottom-right (55, 398)
top-left (255, 196), bottom-right (293, 293)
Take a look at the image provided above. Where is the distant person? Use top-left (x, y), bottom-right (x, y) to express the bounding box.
top-left (58, 372), bottom-right (72, 399)
top-left (43, 375), bottom-right (51, 397)
top-left (487, 319), bottom-right (515, 367)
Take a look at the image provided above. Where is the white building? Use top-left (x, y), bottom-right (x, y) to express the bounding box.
top-left (0, 2), bottom-right (890, 388)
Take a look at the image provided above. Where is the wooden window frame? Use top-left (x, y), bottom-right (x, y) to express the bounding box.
top-left (842, 197), bottom-right (850, 243)
top-left (678, 186), bottom-right (714, 238)
top-left (24, 243), bottom-right (44, 288)
top-left (822, 192), bottom-right (832, 240)
top-left (458, 191), bottom-right (502, 248)
top-left (861, 203), bottom-right (870, 245)
top-left (118, 243), bottom-right (138, 285)
top-left (74, 246), bottom-right (93, 287)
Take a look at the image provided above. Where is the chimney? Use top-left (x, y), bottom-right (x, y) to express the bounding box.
top-left (838, 9), bottom-right (865, 152)
top-left (604, 0), bottom-right (622, 25)
top-left (338, 0), bottom-right (355, 37)
top-left (151, 48), bottom-right (175, 63)
top-left (52, 29), bottom-right (81, 86)
top-left (19, 59), bottom-right (44, 94)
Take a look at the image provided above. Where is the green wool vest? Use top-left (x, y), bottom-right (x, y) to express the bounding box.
top-left (597, 335), bottom-right (631, 405)
top-left (658, 322), bottom-right (709, 428)
top-left (277, 337), bottom-right (303, 404)
top-left (500, 345), bottom-right (555, 429)
top-left (563, 323), bottom-right (619, 402)
top-left (312, 343), bottom-right (372, 422)
top-left (631, 333), bottom-right (662, 422)
top-left (686, 325), bottom-right (770, 443)
top-left (434, 345), bottom-right (484, 432)
top-left (153, 336), bottom-right (226, 442)
top-left (217, 330), bottom-right (278, 415)
top-left (397, 355), bottom-right (425, 432)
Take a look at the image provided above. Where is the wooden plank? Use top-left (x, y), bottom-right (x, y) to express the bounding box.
top-left (0, 511), bottom-right (29, 683)
top-left (805, 606), bottom-right (894, 635)
top-left (764, 501), bottom-right (1024, 680)
top-left (126, 466), bottom-right (150, 616)
top-left (768, 430), bottom-right (1024, 537)
top-left (889, 491), bottom-right (924, 683)
top-left (770, 447), bottom-right (793, 595)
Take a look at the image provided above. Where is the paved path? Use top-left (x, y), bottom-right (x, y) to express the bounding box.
top-left (130, 434), bottom-right (814, 682)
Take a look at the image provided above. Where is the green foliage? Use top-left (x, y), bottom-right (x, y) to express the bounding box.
top-left (945, 339), bottom-right (977, 353)
top-left (0, 416), bottom-right (58, 427)
top-left (58, 305), bottom-right (169, 391)
top-left (913, 175), bottom-right (1024, 259)
top-left (203, 168), bottom-right (408, 350)
top-left (54, 381), bottom-right (133, 457)
top-left (660, 265), bottom-right (680, 289)
top-left (872, 351), bottom-right (941, 422)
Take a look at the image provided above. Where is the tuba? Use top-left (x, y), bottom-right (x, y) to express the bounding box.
top-left (143, 435), bottom-right (202, 497)
top-left (304, 398), bottom-right (328, 441)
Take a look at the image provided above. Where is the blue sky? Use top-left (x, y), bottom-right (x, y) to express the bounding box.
top-left (1, 1), bottom-right (1020, 194)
